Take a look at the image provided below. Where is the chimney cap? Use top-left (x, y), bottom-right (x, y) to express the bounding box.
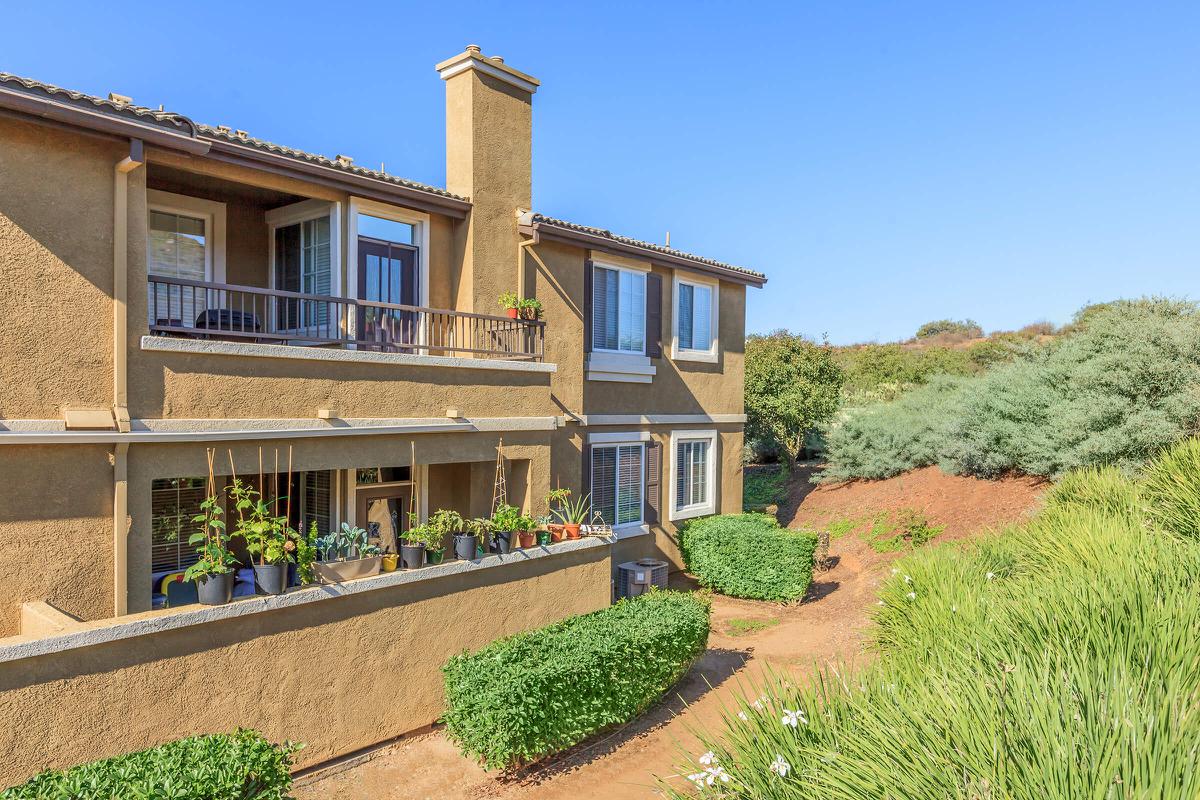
top-left (436, 46), bottom-right (540, 94)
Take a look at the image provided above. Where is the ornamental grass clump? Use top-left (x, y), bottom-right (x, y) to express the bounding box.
top-left (668, 462), bottom-right (1200, 798)
top-left (681, 514), bottom-right (818, 601)
top-left (442, 590), bottom-right (710, 770)
top-left (2, 730), bottom-right (300, 800)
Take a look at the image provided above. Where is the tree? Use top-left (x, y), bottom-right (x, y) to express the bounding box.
top-left (914, 318), bottom-right (983, 340)
top-left (745, 331), bottom-right (844, 464)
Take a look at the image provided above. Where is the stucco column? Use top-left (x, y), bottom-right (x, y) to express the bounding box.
top-left (437, 46), bottom-right (539, 316)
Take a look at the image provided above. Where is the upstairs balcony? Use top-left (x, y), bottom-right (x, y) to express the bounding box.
top-left (147, 276), bottom-right (545, 362)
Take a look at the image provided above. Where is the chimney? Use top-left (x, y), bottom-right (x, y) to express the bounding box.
top-left (437, 45), bottom-right (540, 314)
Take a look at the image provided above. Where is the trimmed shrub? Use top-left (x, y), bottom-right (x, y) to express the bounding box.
top-left (681, 514), bottom-right (817, 601)
top-left (442, 591), bottom-right (710, 770)
top-left (2, 729), bottom-right (299, 800)
top-left (1142, 438), bottom-right (1200, 537)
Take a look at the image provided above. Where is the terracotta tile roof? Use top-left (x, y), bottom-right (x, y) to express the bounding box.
top-left (0, 72), bottom-right (465, 202)
top-left (530, 214), bottom-right (766, 283)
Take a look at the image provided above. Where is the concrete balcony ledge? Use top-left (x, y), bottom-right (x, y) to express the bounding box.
top-left (0, 536), bottom-right (613, 664)
top-left (141, 336), bottom-right (558, 374)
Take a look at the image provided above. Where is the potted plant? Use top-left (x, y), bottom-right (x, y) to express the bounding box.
top-left (428, 509), bottom-right (471, 560)
top-left (516, 513), bottom-right (538, 548)
top-left (398, 527), bottom-right (426, 570)
top-left (490, 503), bottom-right (522, 554)
top-left (229, 480), bottom-right (293, 596)
top-left (185, 489), bottom-right (238, 605)
top-left (382, 547), bottom-right (400, 572)
top-left (313, 522), bottom-right (382, 583)
top-left (535, 515), bottom-right (553, 546)
top-left (554, 492), bottom-right (593, 540)
top-left (464, 516), bottom-right (492, 558)
top-left (294, 520), bottom-right (319, 587)
top-left (545, 488), bottom-right (571, 541)
top-left (498, 291), bottom-right (520, 319)
top-left (518, 297), bottom-right (543, 321)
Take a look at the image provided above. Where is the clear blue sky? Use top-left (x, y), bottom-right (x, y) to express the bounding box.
top-left (4, 1), bottom-right (1197, 344)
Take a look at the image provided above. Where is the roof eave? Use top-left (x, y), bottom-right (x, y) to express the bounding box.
top-left (201, 138), bottom-right (472, 219)
top-left (521, 221), bottom-right (767, 287)
top-left (0, 84), bottom-right (210, 155)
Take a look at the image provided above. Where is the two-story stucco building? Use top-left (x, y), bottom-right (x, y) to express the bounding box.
top-left (0, 46), bottom-right (764, 784)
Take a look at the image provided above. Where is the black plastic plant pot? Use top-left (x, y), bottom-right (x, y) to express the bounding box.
top-left (494, 530), bottom-right (514, 555)
top-left (454, 533), bottom-right (478, 560)
top-left (400, 543), bottom-right (426, 569)
top-left (196, 572), bottom-right (233, 605)
top-left (253, 563), bottom-right (287, 595)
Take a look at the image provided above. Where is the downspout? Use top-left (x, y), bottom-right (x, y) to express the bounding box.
top-left (113, 139), bottom-right (144, 616)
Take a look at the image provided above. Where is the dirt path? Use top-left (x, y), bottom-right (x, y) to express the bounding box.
top-left (296, 468), bottom-right (1044, 800)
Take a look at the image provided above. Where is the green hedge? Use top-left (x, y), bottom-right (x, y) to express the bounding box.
top-left (2, 729), bottom-right (299, 800)
top-left (442, 591), bottom-right (710, 769)
top-left (681, 513), bottom-right (817, 601)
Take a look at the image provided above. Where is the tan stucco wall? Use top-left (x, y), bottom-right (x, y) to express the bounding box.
top-left (445, 69), bottom-right (531, 316)
top-left (0, 446), bottom-right (114, 635)
top-left (0, 117), bottom-right (119, 419)
top-left (0, 543), bottom-right (611, 788)
top-left (127, 349), bottom-right (554, 420)
top-left (525, 239), bottom-right (748, 419)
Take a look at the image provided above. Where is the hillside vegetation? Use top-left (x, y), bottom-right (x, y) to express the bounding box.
top-left (675, 439), bottom-right (1200, 798)
top-left (820, 299), bottom-right (1200, 482)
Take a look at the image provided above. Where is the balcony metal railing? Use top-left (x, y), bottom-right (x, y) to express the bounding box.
top-left (148, 276), bottom-right (545, 362)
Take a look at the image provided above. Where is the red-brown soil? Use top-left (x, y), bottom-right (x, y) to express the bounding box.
top-left (294, 467), bottom-right (1045, 800)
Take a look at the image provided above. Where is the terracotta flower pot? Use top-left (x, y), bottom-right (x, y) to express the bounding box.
top-left (517, 531), bottom-right (536, 548)
top-left (505, 307), bottom-right (519, 319)
top-left (564, 523), bottom-right (582, 540)
top-left (548, 524), bottom-right (565, 542)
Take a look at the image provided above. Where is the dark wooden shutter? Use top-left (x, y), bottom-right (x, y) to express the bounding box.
top-left (581, 442), bottom-right (592, 506)
top-left (583, 259), bottom-right (594, 353)
top-left (644, 440), bottom-right (661, 524)
top-left (646, 273), bottom-right (663, 358)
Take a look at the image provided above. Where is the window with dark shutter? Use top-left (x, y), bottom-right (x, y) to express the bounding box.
top-left (644, 441), bottom-right (662, 524)
top-left (590, 443), bottom-right (645, 526)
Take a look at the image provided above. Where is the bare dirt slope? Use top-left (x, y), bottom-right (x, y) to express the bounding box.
top-left (295, 468), bottom-right (1044, 800)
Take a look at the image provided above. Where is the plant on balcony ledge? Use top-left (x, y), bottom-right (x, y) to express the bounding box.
top-left (402, 522), bottom-right (446, 567)
top-left (427, 509), bottom-right (472, 561)
top-left (295, 521), bottom-right (319, 586)
top-left (553, 492), bottom-right (594, 540)
top-left (544, 488), bottom-right (571, 542)
top-left (498, 291), bottom-right (521, 319)
top-left (228, 480), bottom-right (294, 596)
top-left (184, 449), bottom-right (238, 606)
top-left (518, 297), bottom-right (543, 321)
top-left (314, 522), bottom-right (382, 583)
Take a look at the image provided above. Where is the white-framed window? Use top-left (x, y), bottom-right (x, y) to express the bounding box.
top-left (347, 197), bottom-right (430, 308)
top-left (673, 274), bottom-right (719, 362)
top-left (147, 190), bottom-right (227, 327)
top-left (590, 433), bottom-right (648, 527)
top-left (669, 430), bottom-right (718, 520)
top-left (592, 263), bottom-right (647, 354)
top-left (266, 199), bottom-right (341, 333)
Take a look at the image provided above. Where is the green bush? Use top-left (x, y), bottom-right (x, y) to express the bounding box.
top-left (1142, 438), bottom-right (1200, 537)
top-left (745, 331), bottom-right (843, 461)
top-left (823, 298), bottom-right (1200, 482)
top-left (442, 591), bottom-right (710, 770)
top-left (1044, 464), bottom-right (1140, 520)
top-left (2, 730), bottom-right (299, 800)
top-left (681, 514), bottom-right (817, 601)
top-left (914, 317), bottom-right (983, 340)
top-left (671, 465), bottom-right (1200, 798)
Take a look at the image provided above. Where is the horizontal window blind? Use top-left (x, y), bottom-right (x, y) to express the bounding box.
top-left (592, 266), bottom-right (619, 351)
top-left (678, 283), bottom-right (694, 350)
top-left (302, 470), bottom-right (332, 536)
top-left (591, 443), bottom-right (645, 525)
top-left (151, 477), bottom-right (208, 573)
top-left (593, 266), bottom-right (646, 353)
top-left (675, 440), bottom-right (709, 509)
top-left (678, 282), bottom-right (712, 351)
